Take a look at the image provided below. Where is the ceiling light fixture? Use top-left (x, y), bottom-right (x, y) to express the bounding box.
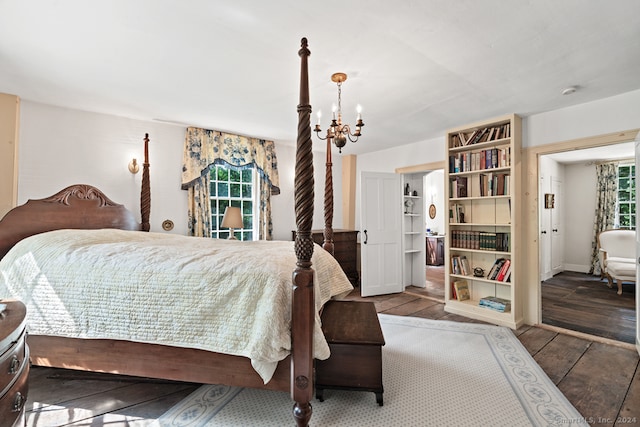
top-left (314, 72), bottom-right (364, 153)
top-left (562, 86), bottom-right (578, 96)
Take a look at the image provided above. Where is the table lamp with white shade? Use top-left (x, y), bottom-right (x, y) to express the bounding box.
top-left (221, 206), bottom-right (243, 240)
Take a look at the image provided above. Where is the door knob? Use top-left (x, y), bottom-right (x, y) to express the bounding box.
top-left (363, 230), bottom-right (368, 244)
top-left (541, 230), bottom-right (547, 234)
top-left (552, 229), bottom-right (558, 232)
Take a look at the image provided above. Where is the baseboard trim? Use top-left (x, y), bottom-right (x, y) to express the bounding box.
top-left (536, 323), bottom-right (637, 351)
top-left (563, 264), bottom-right (590, 274)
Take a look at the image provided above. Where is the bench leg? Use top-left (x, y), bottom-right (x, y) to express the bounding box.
top-left (316, 387), bottom-right (325, 402)
top-left (617, 279), bottom-right (623, 295)
top-left (375, 391), bottom-right (383, 406)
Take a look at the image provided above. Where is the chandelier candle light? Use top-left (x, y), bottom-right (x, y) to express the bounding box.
top-left (314, 72), bottom-right (364, 256)
top-left (314, 72), bottom-right (364, 153)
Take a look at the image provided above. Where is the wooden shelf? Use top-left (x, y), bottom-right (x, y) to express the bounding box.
top-left (444, 113), bottom-right (522, 329)
top-left (447, 137), bottom-right (511, 153)
top-left (449, 222), bottom-right (511, 227)
top-left (444, 299), bottom-right (517, 329)
top-left (449, 248), bottom-right (510, 256)
top-left (401, 174), bottom-right (426, 287)
top-left (449, 273), bottom-right (512, 286)
top-left (449, 166), bottom-right (510, 177)
top-left (449, 195), bottom-right (511, 201)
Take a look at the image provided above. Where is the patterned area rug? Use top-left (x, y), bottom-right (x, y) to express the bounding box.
top-left (153, 315), bottom-right (587, 426)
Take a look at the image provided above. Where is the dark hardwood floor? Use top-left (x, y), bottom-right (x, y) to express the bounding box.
top-left (25, 271), bottom-right (640, 426)
top-left (413, 266), bottom-right (638, 345)
top-left (542, 271), bottom-right (636, 344)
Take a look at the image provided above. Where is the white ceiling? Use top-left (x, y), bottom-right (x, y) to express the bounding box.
top-left (544, 141), bottom-right (635, 164)
top-left (1, 1), bottom-right (639, 155)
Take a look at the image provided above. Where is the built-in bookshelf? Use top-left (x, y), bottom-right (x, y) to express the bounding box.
top-left (402, 174), bottom-right (426, 287)
top-left (444, 114), bottom-right (522, 329)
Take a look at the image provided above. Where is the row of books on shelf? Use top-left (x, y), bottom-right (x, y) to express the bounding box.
top-left (487, 258), bottom-right (511, 282)
top-left (450, 255), bottom-right (511, 282)
top-left (479, 173), bottom-right (509, 197)
top-left (449, 203), bottom-right (465, 223)
top-left (449, 123), bottom-right (511, 148)
top-left (450, 280), bottom-right (512, 313)
top-left (451, 280), bottom-right (470, 301)
top-left (451, 230), bottom-right (510, 251)
top-left (450, 255), bottom-right (472, 276)
top-left (448, 147), bottom-right (511, 173)
top-left (450, 174), bottom-right (510, 199)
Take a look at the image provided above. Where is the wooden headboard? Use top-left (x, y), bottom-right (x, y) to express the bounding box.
top-left (0, 184), bottom-right (139, 259)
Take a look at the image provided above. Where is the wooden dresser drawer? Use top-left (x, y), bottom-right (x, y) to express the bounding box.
top-left (0, 300), bottom-right (29, 427)
top-left (0, 329), bottom-right (27, 392)
top-left (0, 345), bottom-right (29, 427)
top-left (292, 229), bottom-right (360, 286)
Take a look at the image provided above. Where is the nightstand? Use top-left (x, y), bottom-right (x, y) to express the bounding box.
top-left (0, 300), bottom-right (29, 427)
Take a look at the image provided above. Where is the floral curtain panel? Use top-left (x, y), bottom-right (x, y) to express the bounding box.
top-left (589, 162), bottom-right (618, 275)
top-left (181, 127), bottom-right (280, 239)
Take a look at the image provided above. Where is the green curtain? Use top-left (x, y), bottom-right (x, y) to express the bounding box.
top-left (589, 162), bottom-right (618, 275)
top-left (181, 127), bottom-right (280, 239)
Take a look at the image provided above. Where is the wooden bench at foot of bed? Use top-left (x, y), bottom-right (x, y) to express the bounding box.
top-left (315, 300), bottom-right (385, 406)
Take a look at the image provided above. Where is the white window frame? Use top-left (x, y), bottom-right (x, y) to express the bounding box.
top-left (616, 162), bottom-right (636, 230)
top-left (209, 164), bottom-right (258, 240)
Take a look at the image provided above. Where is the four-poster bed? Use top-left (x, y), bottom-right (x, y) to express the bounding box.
top-left (0, 38), bottom-right (334, 426)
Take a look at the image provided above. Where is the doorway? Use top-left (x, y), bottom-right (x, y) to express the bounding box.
top-left (537, 141), bottom-right (637, 344)
top-left (395, 162), bottom-right (446, 301)
top-left (423, 170), bottom-right (446, 301)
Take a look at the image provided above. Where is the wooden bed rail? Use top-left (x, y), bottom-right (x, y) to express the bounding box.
top-left (291, 37), bottom-right (315, 427)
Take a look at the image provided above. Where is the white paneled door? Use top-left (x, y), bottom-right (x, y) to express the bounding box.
top-left (635, 134), bottom-right (640, 356)
top-left (551, 176), bottom-right (564, 276)
top-left (360, 172), bottom-right (403, 297)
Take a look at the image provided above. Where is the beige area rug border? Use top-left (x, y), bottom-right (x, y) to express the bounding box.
top-left (154, 314), bottom-right (587, 426)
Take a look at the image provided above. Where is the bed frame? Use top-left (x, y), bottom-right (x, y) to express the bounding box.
top-left (0, 38), bottom-right (319, 426)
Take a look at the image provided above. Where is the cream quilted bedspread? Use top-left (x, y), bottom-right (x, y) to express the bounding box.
top-left (0, 229), bottom-right (353, 383)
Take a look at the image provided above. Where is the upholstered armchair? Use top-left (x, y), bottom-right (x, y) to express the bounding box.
top-left (597, 229), bottom-right (636, 295)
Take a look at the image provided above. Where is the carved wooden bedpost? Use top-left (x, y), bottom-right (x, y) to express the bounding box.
top-left (323, 139), bottom-right (335, 255)
top-left (140, 133), bottom-right (151, 232)
top-left (291, 37), bottom-right (315, 427)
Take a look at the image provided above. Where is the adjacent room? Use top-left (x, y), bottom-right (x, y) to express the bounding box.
top-left (539, 143), bottom-right (637, 344)
top-left (1, 1), bottom-right (639, 426)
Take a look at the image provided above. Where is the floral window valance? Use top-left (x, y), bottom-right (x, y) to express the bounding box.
top-left (181, 126), bottom-right (280, 194)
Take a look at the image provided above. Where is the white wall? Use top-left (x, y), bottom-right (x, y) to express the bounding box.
top-left (17, 101), bottom-right (339, 240)
top-left (563, 163), bottom-right (597, 272)
top-left (424, 170), bottom-right (445, 235)
top-left (18, 101), bottom-right (188, 234)
top-left (269, 142), bottom-right (343, 241)
top-left (524, 89), bottom-right (640, 148)
top-left (538, 156), bottom-right (597, 274)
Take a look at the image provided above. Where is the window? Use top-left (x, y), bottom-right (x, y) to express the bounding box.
top-left (209, 164), bottom-right (256, 240)
top-left (617, 163), bottom-right (635, 230)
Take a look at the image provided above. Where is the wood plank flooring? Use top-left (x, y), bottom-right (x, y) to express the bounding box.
top-left (25, 284), bottom-right (640, 426)
top-left (541, 271), bottom-right (636, 343)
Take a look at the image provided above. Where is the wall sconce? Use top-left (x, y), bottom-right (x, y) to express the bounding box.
top-left (128, 158), bottom-right (140, 174)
